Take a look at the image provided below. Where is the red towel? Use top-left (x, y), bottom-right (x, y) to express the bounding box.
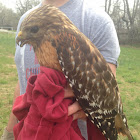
top-left (87, 118), bottom-right (106, 140)
top-left (13, 66), bottom-right (106, 140)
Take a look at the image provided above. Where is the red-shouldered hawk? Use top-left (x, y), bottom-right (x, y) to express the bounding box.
top-left (16, 5), bottom-right (133, 140)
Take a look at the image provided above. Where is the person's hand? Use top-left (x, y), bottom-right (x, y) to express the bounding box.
top-left (64, 84), bottom-right (87, 120)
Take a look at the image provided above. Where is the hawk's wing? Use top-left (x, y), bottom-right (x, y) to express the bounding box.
top-left (51, 27), bottom-right (122, 139)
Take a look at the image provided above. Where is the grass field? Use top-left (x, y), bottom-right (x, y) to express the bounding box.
top-left (0, 32), bottom-right (140, 139)
top-left (0, 32), bottom-right (18, 137)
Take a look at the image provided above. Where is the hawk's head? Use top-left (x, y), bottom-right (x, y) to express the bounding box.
top-left (16, 5), bottom-right (72, 50)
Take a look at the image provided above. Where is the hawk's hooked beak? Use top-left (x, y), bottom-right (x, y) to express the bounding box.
top-left (18, 31), bottom-right (22, 37)
top-left (16, 31), bottom-right (27, 47)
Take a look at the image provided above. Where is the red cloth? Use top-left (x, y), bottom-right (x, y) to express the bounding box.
top-left (13, 66), bottom-right (106, 140)
top-left (13, 67), bottom-right (84, 140)
top-left (87, 119), bottom-right (106, 140)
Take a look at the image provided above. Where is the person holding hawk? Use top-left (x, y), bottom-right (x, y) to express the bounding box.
top-left (1, 0), bottom-right (121, 140)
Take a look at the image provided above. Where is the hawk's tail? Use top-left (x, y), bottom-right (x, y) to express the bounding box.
top-left (115, 114), bottom-right (134, 140)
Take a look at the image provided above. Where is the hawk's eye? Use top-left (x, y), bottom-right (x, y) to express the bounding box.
top-left (30, 26), bottom-right (39, 33)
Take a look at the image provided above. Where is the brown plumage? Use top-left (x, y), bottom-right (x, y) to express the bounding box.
top-left (16, 5), bottom-right (133, 140)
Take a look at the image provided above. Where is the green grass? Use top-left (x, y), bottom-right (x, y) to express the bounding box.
top-left (116, 46), bottom-right (140, 140)
top-left (0, 32), bottom-right (18, 136)
top-left (0, 32), bottom-right (140, 139)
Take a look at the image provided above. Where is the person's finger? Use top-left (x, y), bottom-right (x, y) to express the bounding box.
top-left (68, 101), bottom-right (82, 116)
top-left (64, 84), bottom-right (75, 98)
top-left (73, 110), bottom-right (87, 121)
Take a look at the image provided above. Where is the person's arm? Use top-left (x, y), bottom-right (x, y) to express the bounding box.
top-left (108, 63), bottom-right (116, 77)
top-left (6, 81), bottom-right (20, 132)
top-left (65, 63), bottom-right (116, 120)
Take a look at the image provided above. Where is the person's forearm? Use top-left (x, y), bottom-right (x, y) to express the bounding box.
top-left (107, 63), bottom-right (116, 77)
top-left (6, 81), bottom-right (20, 132)
top-left (13, 80), bottom-right (20, 103)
